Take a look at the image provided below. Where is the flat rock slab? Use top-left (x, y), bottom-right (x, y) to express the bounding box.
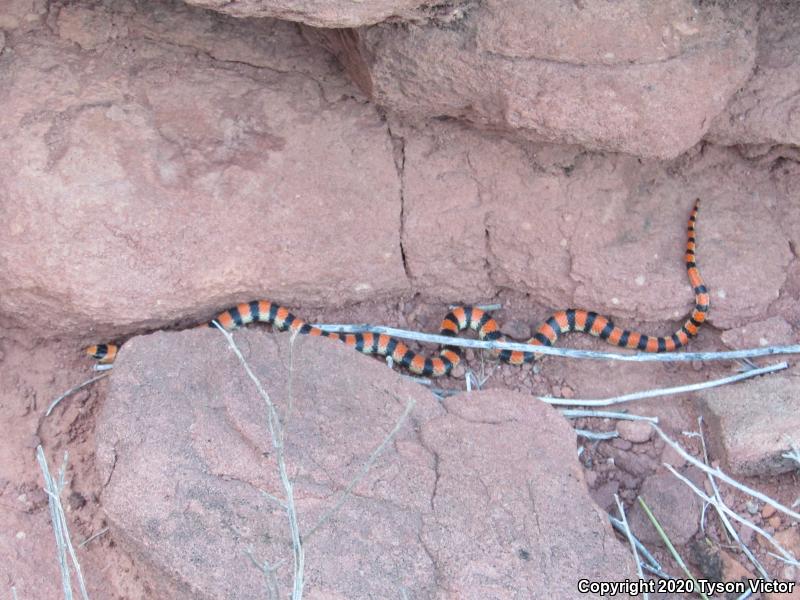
top-left (322, 0), bottom-right (756, 158)
top-left (700, 371), bottom-right (800, 477)
top-left (96, 328), bottom-right (635, 598)
top-left (0, 1), bottom-right (405, 340)
top-left (708, 1), bottom-right (800, 148)
top-left (184, 0), bottom-right (428, 28)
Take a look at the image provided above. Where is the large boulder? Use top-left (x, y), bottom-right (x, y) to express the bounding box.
top-left (700, 371), bottom-right (800, 477)
top-left (708, 1), bottom-right (800, 148)
top-left (0, 1), bottom-right (405, 341)
top-left (400, 123), bottom-right (793, 330)
top-left (183, 0), bottom-right (429, 28)
top-left (316, 0), bottom-right (757, 158)
top-left (96, 327), bottom-right (637, 598)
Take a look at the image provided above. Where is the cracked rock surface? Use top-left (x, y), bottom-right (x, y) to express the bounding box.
top-left (0, 0), bottom-right (406, 340)
top-left (316, 0), bottom-right (757, 158)
top-left (96, 328), bottom-right (635, 598)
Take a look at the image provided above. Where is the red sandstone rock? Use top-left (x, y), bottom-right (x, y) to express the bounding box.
top-left (708, 2), bottom-right (800, 148)
top-left (0, 0), bottom-right (47, 32)
top-left (184, 0), bottom-right (428, 28)
top-left (700, 371), bottom-right (800, 477)
top-left (318, 0), bottom-right (756, 158)
top-left (1, 1), bottom-right (796, 346)
top-left (721, 317), bottom-right (796, 350)
top-left (0, 2), bottom-right (405, 341)
top-left (96, 328), bottom-right (636, 597)
top-left (629, 470), bottom-right (702, 546)
top-left (401, 124), bottom-right (793, 329)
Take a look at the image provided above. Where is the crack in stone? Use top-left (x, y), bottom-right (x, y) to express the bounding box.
top-left (386, 122), bottom-right (410, 281)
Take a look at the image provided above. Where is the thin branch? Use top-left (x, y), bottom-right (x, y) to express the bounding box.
top-left (637, 496), bottom-right (709, 600)
top-left (311, 322), bottom-right (800, 363)
top-left (608, 516), bottom-right (662, 572)
top-left (303, 397), bottom-right (416, 542)
top-left (561, 410), bottom-right (658, 423)
top-left (447, 303), bottom-right (502, 311)
top-left (651, 424), bottom-right (800, 522)
top-left (614, 495), bottom-right (647, 599)
top-left (46, 374), bottom-right (109, 416)
top-left (664, 465), bottom-right (798, 564)
top-left (537, 362), bottom-right (787, 407)
top-left (78, 527), bottom-right (109, 549)
top-left (695, 418), bottom-right (770, 579)
top-left (641, 563), bottom-right (676, 580)
top-left (575, 429), bottom-right (618, 441)
top-left (36, 447), bottom-right (89, 600)
top-left (211, 321), bottom-right (305, 600)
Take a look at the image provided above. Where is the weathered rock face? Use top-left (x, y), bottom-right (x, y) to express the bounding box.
top-left (400, 123), bottom-right (795, 330)
top-left (0, 1), bottom-right (406, 341)
top-left (628, 471), bottom-right (702, 546)
top-left (0, 0), bottom-right (797, 351)
top-left (183, 0), bottom-right (428, 28)
top-left (316, 0), bottom-right (757, 158)
top-left (700, 371), bottom-right (800, 477)
top-left (96, 328), bottom-right (636, 598)
top-left (708, 1), bottom-right (800, 148)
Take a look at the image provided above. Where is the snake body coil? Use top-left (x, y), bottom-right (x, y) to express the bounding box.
top-left (88, 200), bottom-right (708, 375)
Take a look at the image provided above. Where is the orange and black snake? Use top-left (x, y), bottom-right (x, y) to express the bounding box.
top-left (87, 200), bottom-right (709, 376)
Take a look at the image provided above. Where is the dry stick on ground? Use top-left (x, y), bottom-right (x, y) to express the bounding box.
top-left (78, 527), bottom-right (109, 549)
top-left (664, 465), bottom-right (798, 565)
top-left (538, 362), bottom-right (788, 407)
top-left (212, 322), bottom-right (418, 594)
top-left (244, 549), bottom-right (282, 600)
top-left (651, 424), bottom-right (800, 522)
top-left (614, 495), bottom-right (648, 599)
top-left (575, 429), bottom-right (618, 441)
top-left (690, 418), bottom-right (771, 579)
top-left (560, 409), bottom-right (658, 423)
top-left (637, 497), bottom-right (710, 600)
top-left (46, 373), bottom-right (109, 416)
top-left (608, 516), bottom-right (664, 575)
top-left (303, 394), bottom-right (416, 542)
top-left (782, 436), bottom-right (800, 510)
top-left (36, 446), bottom-right (90, 600)
top-left (210, 321), bottom-right (305, 600)
top-left (312, 322), bottom-right (800, 363)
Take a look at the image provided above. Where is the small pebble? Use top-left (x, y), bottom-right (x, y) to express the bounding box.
top-left (617, 420), bottom-right (652, 443)
top-left (768, 515), bottom-right (781, 529)
top-left (739, 525), bottom-right (754, 546)
top-left (781, 565), bottom-right (796, 581)
top-left (762, 504), bottom-right (777, 519)
top-left (584, 470), bottom-right (598, 487)
top-left (661, 444), bottom-right (686, 467)
top-left (560, 385), bottom-right (574, 399)
top-left (450, 364), bottom-right (466, 379)
top-left (499, 319), bottom-right (532, 340)
top-left (745, 499), bottom-right (759, 515)
top-left (611, 438), bottom-right (633, 451)
top-left (618, 473), bottom-right (640, 490)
